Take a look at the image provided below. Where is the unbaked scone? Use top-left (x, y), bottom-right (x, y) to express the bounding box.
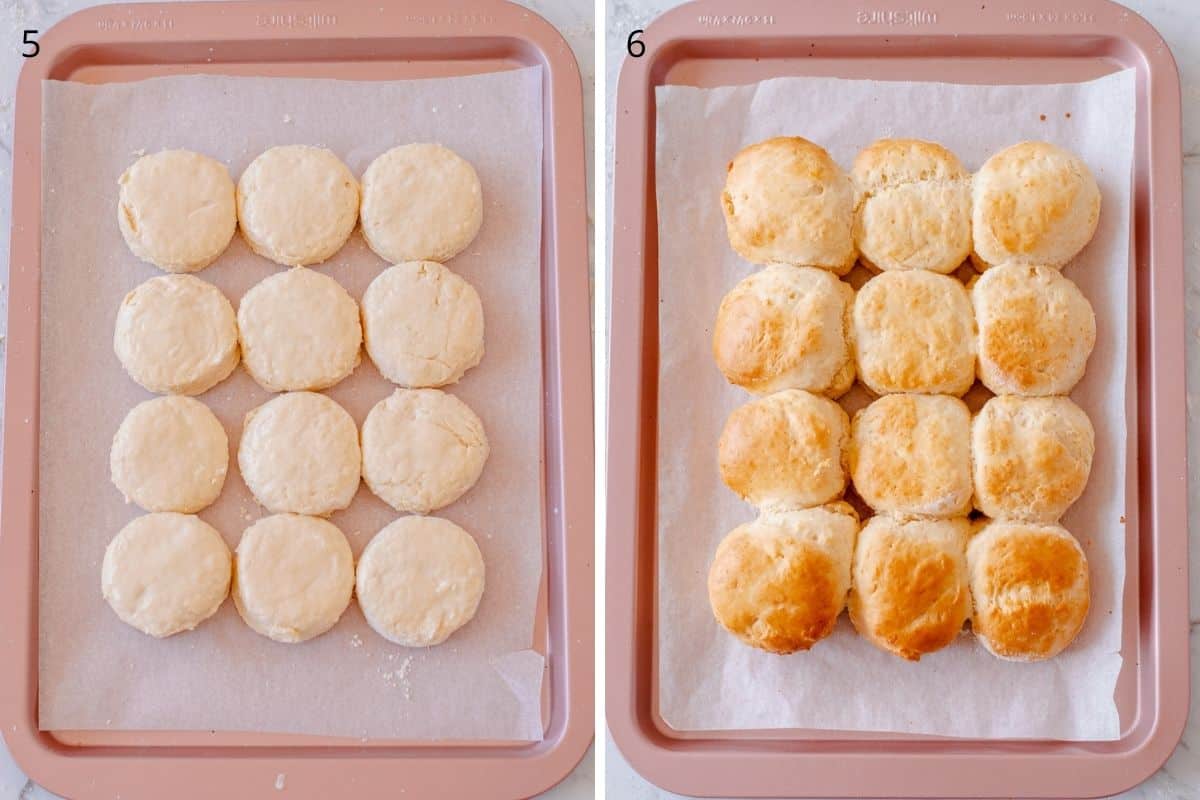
top-left (238, 267), bottom-right (362, 392)
top-left (707, 503), bottom-right (859, 654)
top-left (972, 262), bottom-right (1096, 396)
top-left (236, 145), bottom-right (359, 267)
top-left (360, 388), bottom-right (489, 514)
top-left (721, 137), bottom-right (856, 274)
top-left (102, 512), bottom-right (231, 638)
top-left (972, 396), bottom-right (1094, 523)
top-left (971, 141), bottom-right (1101, 269)
top-left (848, 515), bottom-right (970, 661)
top-left (967, 520), bottom-right (1090, 661)
top-left (718, 389), bottom-right (849, 510)
top-left (849, 394), bottom-right (973, 518)
top-left (233, 513), bottom-right (354, 643)
top-left (361, 261), bottom-right (484, 388)
top-left (852, 139), bottom-right (972, 273)
top-left (113, 274), bottom-right (239, 395)
top-left (110, 396), bottom-right (228, 513)
top-left (118, 150), bottom-right (237, 273)
top-left (356, 515), bottom-right (486, 647)
top-left (853, 270), bottom-right (976, 396)
top-left (360, 143), bottom-right (483, 264)
top-left (712, 264), bottom-right (854, 397)
top-left (238, 392), bottom-right (361, 516)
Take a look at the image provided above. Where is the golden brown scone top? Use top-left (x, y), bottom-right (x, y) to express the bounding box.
top-left (852, 138), bottom-right (969, 190)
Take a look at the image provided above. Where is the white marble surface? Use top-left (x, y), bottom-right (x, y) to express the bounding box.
top-left (0, 0), bottom-right (593, 797)
top-left (604, 0), bottom-right (1200, 797)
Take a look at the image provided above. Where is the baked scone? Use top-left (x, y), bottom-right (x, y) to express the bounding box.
top-left (712, 265), bottom-right (854, 397)
top-left (971, 141), bottom-right (1101, 270)
top-left (972, 262), bottom-right (1096, 396)
top-left (851, 139), bottom-right (972, 273)
top-left (852, 271), bottom-right (976, 396)
top-left (848, 515), bottom-right (971, 661)
top-left (849, 394), bottom-right (973, 518)
top-left (966, 520), bottom-right (1090, 661)
top-left (972, 396), bottom-right (1094, 522)
top-left (707, 503), bottom-right (859, 654)
top-left (721, 137), bottom-right (856, 274)
top-left (718, 389), bottom-right (849, 510)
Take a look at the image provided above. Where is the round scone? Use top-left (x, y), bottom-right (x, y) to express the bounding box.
top-left (852, 139), bottom-right (972, 274)
top-left (849, 394), bottom-right (973, 518)
top-left (113, 274), bottom-right (239, 395)
top-left (973, 262), bottom-right (1096, 396)
top-left (972, 396), bottom-right (1094, 523)
top-left (236, 145), bottom-right (359, 267)
top-left (718, 389), bottom-right (849, 510)
top-left (361, 388), bottom-right (489, 514)
top-left (117, 149), bottom-right (237, 272)
top-left (238, 392), bottom-right (361, 516)
top-left (356, 515), bottom-right (486, 647)
top-left (110, 396), bottom-right (228, 513)
top-left (721, 137), bottom-right (856, 274)
top-left (238, 267), bottom-right (362, 392)
top-left (853, 270), bottom-right (976, 396)
top-left (233, 513), bottom-right (354, 643)
top-left (848, 516), bottom-right (971, 661)
top-left (966, 521), bottom-right (1090, 661)
top-left (707, 503), bottom-right (859, 654)
top-left (712, 265), bottom-right (854, 397)
top-left (361, 261), bottom-right (484, 388)
top-left (102, 512), bottom-right (231, 638)
top-left (360, 143), bottom-right (483, 264)
top-left (971, 141), bottom-right (1101, 270)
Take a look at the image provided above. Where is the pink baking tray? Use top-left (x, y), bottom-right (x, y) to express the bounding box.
top-left (0, 1), bottom-right (593, 798)
top-left (606, 0), bottom-right (1187, 797)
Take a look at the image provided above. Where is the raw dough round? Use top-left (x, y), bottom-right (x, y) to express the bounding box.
top-left (236, 145), bottom-right (360, 267)
top-left (110, 395), bottom-right (228, 513)
top-left (117, 149), bottom-right (237, 273)
top-left (113, 274), bottom-right (239, 395)
top-left (359, 143), bottom-right (483, 264)
top-left (238, 267), bottom-right (362, 392)
top-left (238, 392), bottom-right (361, 516)
top-left (356, 515), bottom-right (485, 647)
top-left (102, 512), bottom-right (231, 638)
top-left (361, 388), bottom-right (489, 514)
top-left (233, 513), bottom-right (354, 643)
top-left (361, 261), bottom-right (484, 387)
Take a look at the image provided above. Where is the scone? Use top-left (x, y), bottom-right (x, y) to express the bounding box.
top-left (707, 503), bottom-right (859, 654)
top-left (972, 396), bottom-right (1094, 522)
top-left (966, 520), bottom-right (1090, 661)
top-left (721, 137), bottom-right (856, 274)
top-left (853, 271), bottom-right (976, 396)
top-left (849, 394), bottom-right (973, 518)
top-left (971, 141), bottom-right (1101, 270)
top-left (972, 262), bottom-right (1096, 396)
top-left (852, 139), bottom-right (972, 273)
top-left (712, 264), bottom-right (854, 397)
top-left (848, 515), bottom-right (971, 661)
top-left (718, 389), bottom-right (849, 510)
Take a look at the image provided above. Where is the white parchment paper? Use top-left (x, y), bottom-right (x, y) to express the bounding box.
top-left (655, 71), bottom-right (1135, 740)
top-left (38, 67), bottom-right (546, 741)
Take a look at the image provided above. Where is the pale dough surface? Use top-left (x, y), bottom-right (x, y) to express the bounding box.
top-left (101, 512), bottom-right (231, 638)
top-left (361, 261), bottom-right (484, 388)
top-left (113, 274), bottom-right (239, 395)
top-left (110, 395), bottom-right (228, 513)
top-left (238, 267), bottom-right (362, 392)
top-left (361, 388), bottom-right (489, 514)
top-left (355, 515), bottom-right (485, 647)
top-left (233, 513), bottom-right (354, 643)
top-left (238, 392), bottom-right (361, 516)
top-left (117, 149), bottom-right (236, 273)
